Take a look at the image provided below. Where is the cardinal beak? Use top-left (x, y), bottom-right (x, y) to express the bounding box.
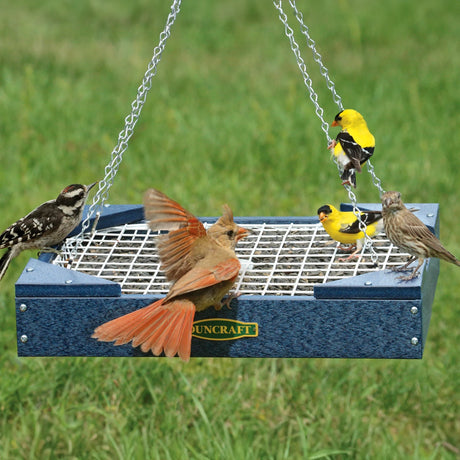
top-left (318, 212), bottom-right (327, 223)
top-left (236, 226), bottom-right (252, 241)
top-left (331, 120), bottom-right (339, 127)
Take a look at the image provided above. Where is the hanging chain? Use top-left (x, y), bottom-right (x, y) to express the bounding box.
top-left (288, 0), bottom-right (385, 198)
top-left (287, 0), bottom-right (343, 111)
top-left (272, 1), bottom-right (332, 143)
top-left (366, 160), bottom-right (385, 196)
top-left (68, 0), bottom-right (182, 262)
top-left (274, 0), bottom-right (380, 264)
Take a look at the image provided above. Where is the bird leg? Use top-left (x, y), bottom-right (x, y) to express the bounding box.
top-left (37, 247), bottom-right (61, 256)
top-left (327, 140), bottom-right (337, 150)
top-left (337, 244), bottom-right (357, 252)
top-left (338, 247), bottom-right (360, 262)
top-left (392, 256), bottom-right (417, 272)
top-left (216, 292), bottom-right (242, 311)
top-left (337, 239), bottom-right (366, 262)
top-left (337, 243), bottom-right (359, 261)
top-left (398, 259), bottom-right (424, 281)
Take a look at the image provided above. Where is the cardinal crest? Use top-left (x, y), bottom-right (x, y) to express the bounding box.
top-left (221, 204), bottom-right (234, 223)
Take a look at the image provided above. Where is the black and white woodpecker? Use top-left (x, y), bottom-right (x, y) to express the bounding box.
top-left (0, 182), bottom-right (97, 281)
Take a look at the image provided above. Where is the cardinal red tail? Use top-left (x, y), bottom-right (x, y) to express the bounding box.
top-left (92, 298), bottom-right (196, 362)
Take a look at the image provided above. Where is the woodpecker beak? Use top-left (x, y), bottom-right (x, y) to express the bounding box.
top-left (87, 182), bottom-right (98, 192)
top-left (236, 226), bottom-right (252, 241)
top-left (331, 120), bottom-right (339, 127)
top-left (318, 212), bottom-right (327, 223)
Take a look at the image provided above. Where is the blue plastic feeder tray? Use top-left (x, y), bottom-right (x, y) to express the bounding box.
top-left (15, 203), bottom-right (440, 359)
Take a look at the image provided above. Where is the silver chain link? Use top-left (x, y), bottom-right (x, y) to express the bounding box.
top-left (68, 0), bottom-right (182, 262)
top-left (274, 0), bottom-right (382, 264)
top-left (287, 0), bottom-right (343, 111)
top-left (366, 159), bottom-right (385, 196)
top-left (272, 1), bottom-right (332, 143)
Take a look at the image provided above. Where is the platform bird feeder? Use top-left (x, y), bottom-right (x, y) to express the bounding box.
top-left (12, 1), bottom-right (442, 360)
top-left (15, 202), bottom-right (440, 359)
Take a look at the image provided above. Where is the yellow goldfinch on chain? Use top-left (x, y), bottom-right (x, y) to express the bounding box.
top-left (317, 204), bottom-right (384, 261)
top-left (328, 109), bottom-right (375, 188)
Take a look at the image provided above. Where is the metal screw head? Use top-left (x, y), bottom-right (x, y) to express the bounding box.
top-left (411, 337), bottom-right (419, 346)
top-left (364, 281), bottom-right (373, 286)
top-left (65, 279), bottom-right (73, 284)
top-left (26, 267), bottom-right (34, 272)
top-left (426, 213), bottom-right (434, 218)
top-left (410, 306), bottom-right (418, 315)
top-left (19, 304), bottom-right (27, 312)
top-left (20, 335), bottom-right (28, 343)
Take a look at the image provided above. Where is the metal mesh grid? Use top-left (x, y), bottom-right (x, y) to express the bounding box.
top-left (53, 222), bottom-right (411, 296)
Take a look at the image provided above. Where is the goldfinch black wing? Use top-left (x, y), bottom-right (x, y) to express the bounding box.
top-left (336, 131), bottom-right (374, 171)
top-left (339, 211), bottom-right (383, 234)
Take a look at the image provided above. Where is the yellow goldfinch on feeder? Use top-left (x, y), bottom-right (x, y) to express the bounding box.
top-left (328, 109), bottom-right (375, 188)
top-left (317, 204), bottom-right (383, 261)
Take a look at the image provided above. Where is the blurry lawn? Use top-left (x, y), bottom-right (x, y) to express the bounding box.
top-left (0, 1), bottom-right (459, 458)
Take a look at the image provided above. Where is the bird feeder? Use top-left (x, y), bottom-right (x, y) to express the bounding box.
top-left (12, 1), bottom-right (442, 359)
top-left (15, 202), bottom-right (439, 359)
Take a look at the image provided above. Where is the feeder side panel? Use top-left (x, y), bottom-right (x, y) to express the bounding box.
top-left (16, 295), bottom-right (423, 359)
top-left (420, 257), bottom-right (440, 347)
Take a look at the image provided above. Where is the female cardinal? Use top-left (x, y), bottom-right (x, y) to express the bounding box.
top-left (92, 188), bottom-right (251, 361)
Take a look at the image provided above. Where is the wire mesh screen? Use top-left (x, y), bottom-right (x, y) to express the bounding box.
top-left (54, 222), bottom-right (411, 296)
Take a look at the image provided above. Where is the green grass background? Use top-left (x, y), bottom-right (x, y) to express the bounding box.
top-left (0, 1), bottom-right (459, 458)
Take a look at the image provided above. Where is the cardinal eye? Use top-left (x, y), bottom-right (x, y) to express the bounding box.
top-left (226, 230), bottom-right (235, 238)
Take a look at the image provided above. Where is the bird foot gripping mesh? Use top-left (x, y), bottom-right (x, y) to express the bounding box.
top-left (63, 0), bottom-right (388, 290)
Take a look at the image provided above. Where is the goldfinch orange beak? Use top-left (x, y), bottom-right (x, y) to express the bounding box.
top-left (318, 212), bottom-right (327, 223)
top-left (331, 120), bottom-right (339, 127)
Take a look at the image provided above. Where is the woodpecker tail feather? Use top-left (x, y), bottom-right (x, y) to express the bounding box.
top-left (92, 298), bottom-right (196, 362)
top-left (0, 249), bottom-right (14, 281)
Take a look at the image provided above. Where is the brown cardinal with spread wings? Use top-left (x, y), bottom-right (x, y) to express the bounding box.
top-left (92, 188), bottom-right (251, 361)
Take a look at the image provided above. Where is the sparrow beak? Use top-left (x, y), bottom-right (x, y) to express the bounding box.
top-left (331, 120), bottom-right (339, 127)
top-left (382, 198), bottom-right (393, 208)
top-left (236, 226), bottom-right (252, 241)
